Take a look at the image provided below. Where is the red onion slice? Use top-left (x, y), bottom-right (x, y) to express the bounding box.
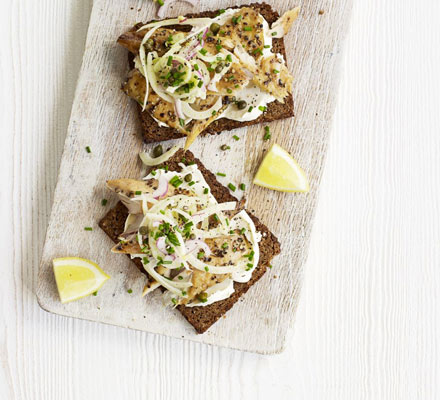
top-left (156, 237), bottom-right (167, 254)
top-left (157, 237), bottom-right (177, 260)
top-left (152, 176), bottom-right (169, 200)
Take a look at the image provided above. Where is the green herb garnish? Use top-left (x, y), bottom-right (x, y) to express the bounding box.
top-left (169, 175), bottom-right (183, 188)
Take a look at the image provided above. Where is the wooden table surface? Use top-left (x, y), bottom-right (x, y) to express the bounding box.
top-left (1, 0), bottom-right (439, 398)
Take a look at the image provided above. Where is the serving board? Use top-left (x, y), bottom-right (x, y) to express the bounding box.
top-left (37, 0), bottom-right (352, 354)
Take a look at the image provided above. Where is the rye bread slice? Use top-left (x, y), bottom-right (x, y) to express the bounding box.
top-left (120, 2), bottom-right (294, 144)
top-left (99, 149), bottom-right (281, 333)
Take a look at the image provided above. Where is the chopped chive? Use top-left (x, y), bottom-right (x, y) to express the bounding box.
top-left (181, 291), bottom-right (187, 296)
top-left (212, 110), bottom-right (217, 116)
top-left (232, 15), bottom-right (243, 24)
top-left (253, 48), bottom-right (263, 55)
top-left (203, 188), bottom-right (209, 194)
top-left (248, 106), bottom-right (254, 112)
top-left (135, 190), bottom-right (142, 195)
top-left (228, 183), bottom-right (236, 192)
top-left (160, 210), bottom-right (165, 215)
top-left (178, 276), bottom-right (183, 280)
top-left (239, 183), bottom-right (246, 191)
top-left (143, 257), bottom-right (149, 264)
top-left (271, 31), bottom-right (277, 36)
top-left (199, 48), bottom-right (208, 56)
top-left (263, 126), bottom-right (271, 141)
top-left (167, 35), bottom-right (173, 43)
top-left (204, 266), bottom-right (209, 272)
top-left (227, 88), bottom-right (233, 94)
top-left (101, 199), bottom-right (108, 206)
top-left (217, 172), bottom-right (226, 177)
top-left (258, 105), bottom-right (267, 112)
top-left (269, 264), bottom-right (273, 269)
top-left (157, 0), bottom-right (164, 5)
top-left (85, 146), bottom-right (91, 153)
top-left (233, 135), bottom-right (240, 141)
top-left (221, 242), bottom-right (228, 249)
top-left (227, 75), bottom-right (235, 81)
top-left (273, 69), bottom-right (280, 74)
top-left (226, 54), bottom-right (232, 62)
top-left (244, 26), bottom-right (252, 31)
top-left (92, 291), bottom-right (97, 296)
top-left (169, 175), bottom-right (183, 187)
top-left (216, 44), bottom-right (222, 51)
top-left (240, 227), bottom-right (246, 235)
top-left (234, 84), bottom-right (239, 88)
top-left (163, 260), bottom-right (173, 265)
top-left (167, 56), bottom-right (173, 66)
top-left (171, 298), bottom-right (177, 305)
top-left (264, 45), bottom-right (271, 48)
top-left (247, 263), bottom-right (253, 268)
top-left (218, 9), bottom-right (225, 15)
top-left (198, 80), bottom-right (203, 88)
top-left (213, 214), bottom-right (219, 222)
top-left (225, 218), bottom-right (229, 226)
top-left (197, 251), bottom-right (205, 259)
top-left (188, 181), bottom-right (196, 186)
top-left (84, 227), bottom-right (93, 231)
top-left (179, 118), bottom-right (185, 127)
top-left (194, 64), bottom-right (199, 71)
top-left (151, 170), bottom-right (157, 176)
top-left (127, 289), bottom-right (133, 294)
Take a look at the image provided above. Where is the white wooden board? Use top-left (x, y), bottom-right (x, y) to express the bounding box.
top-left (37, 0), bottom-right (352, 354)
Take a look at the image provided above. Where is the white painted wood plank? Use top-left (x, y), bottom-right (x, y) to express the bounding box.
top-left (1, 0), bottom-right (439, 398)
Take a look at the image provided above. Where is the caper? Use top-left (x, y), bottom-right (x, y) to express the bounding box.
top-left (197, 292), bottom-right (208, 302)
top-left (215, 63), bottom-right (224, 74)
top-left (152, 145), bottom-right (163, 158)
top-left (236, 100), bottom-right (247, 110)
top-left (144, 38), bottom-right (154, 52)
top-left (210, 23), bottom-right (220, 35)
top-left (139, 226), bottom-right (148, 235)
top-left (184, 173), bottom-right (192, 182)
top-left (190, 233), bottom-right (196, 240)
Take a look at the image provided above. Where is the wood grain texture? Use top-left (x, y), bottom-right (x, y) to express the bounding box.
top-left (35, 0), bottom-right (352, 353)
top-left (2, 0), bottom-right (440, 398)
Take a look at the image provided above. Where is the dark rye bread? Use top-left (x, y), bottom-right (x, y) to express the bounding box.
top-left (99, 149), bottom-right (281, 333)
top-left (124, 2), bottom-right (294, 144)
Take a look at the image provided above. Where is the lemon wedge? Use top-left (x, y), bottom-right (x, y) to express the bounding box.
top-left (253, 143), bottom-right (310, 192)
top-left (53, 257), bottom-right (110, 303)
